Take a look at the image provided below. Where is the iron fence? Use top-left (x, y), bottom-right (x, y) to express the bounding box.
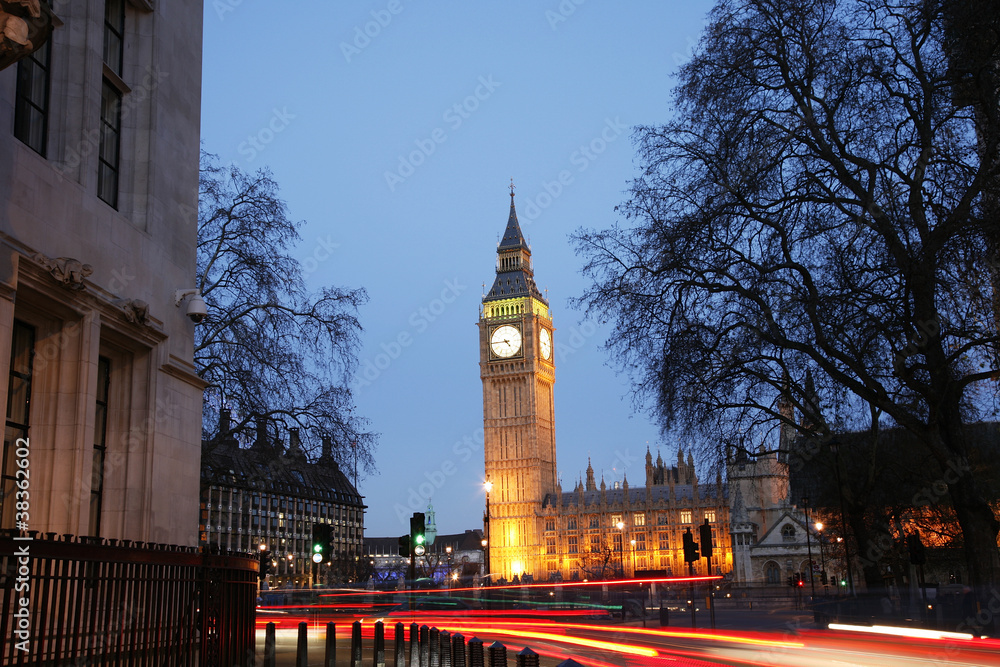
top-left (0, 531), bottom-right (258, 665)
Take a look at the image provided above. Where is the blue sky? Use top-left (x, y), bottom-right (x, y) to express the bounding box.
top-left (200, 1), bottom-right (713, 537)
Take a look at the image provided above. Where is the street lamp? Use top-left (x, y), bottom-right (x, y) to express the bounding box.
top-left (801, 497), bottom-right (816, 600)
top-left (630, 539), bottom-right (636, 579)
top-left (616, 520), bottom-right (625, 578)
top-left (484, 480), bottom-right (493, 583)
top-left (815, 522), bottom-right (827, 592)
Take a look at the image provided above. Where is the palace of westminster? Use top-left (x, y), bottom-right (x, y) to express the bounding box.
top-left (478, 191), bottom-right (818, 586)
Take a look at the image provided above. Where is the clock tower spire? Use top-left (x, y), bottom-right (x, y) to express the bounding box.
top-left (479, 189), bottom-right (556, 582)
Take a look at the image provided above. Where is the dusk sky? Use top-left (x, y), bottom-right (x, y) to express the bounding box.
top-left (200, 2), bottom-right (713, 538)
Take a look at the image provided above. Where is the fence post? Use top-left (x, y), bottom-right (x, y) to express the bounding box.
top-left (487, 641), bottom-right (507, 667)
top-left (515, 647), bottom-right (538, 667)
top-left (451, 633), bottom-right (466, 667)
top-left (374, 620), bottom-right (386, 667)
top-left (394, 622), bottom-right (406, 667)
top-left (326, 622), bottom-right (336, 667)
top-left (467, 637), bottom-right (484, 667)
top-left (352, 620), bottom-right (363, 667)
top-left (439, 630), bottom-right (451, 667)
top-left (297, 622), bottom-right (309, 667)
top-left (410, 623), bottom-right (420, 667)
top-left (264, 622), bottom-right (276, 667)
top-left (419, 625), bottom-right (431, 667)
top-left (429, 627), bottom-right (440, 667)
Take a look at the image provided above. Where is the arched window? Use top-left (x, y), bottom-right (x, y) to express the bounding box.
top-left (781, 525), bottom-right (796, 541)
top-left (764, 561), bottom-right (781, 584)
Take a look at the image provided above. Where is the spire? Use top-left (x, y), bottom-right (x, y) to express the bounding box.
top-left (484, 188), bottom-right (547, 304)
top-left (585, 458), bottom-right (596, 491)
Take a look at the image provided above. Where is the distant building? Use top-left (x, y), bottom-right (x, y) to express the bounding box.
top-left (365, 527), bottom-right (486, 586)
top-left (200, 411), bottom-right (365, 586)
top-left (0, 0), bottom-right (205, 545)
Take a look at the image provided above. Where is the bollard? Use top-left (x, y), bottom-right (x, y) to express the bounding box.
top-left (297, 622), bottom-right (309, 667)
top-left (451, 633), bottom-right (466, 667)
top-left (325, 622), bottom-right (336, 667)
top-left (515, 647), bottom-right (539, 667)
top-left (659, 601), bottom-right (669, 627)
top-left (487, 641), bottom-right (507, 667)
top-left (264, 622), bottom-right (276, 667)
top-left (429, 627), bottom-right (440, 667)
top-left (419, 625), bottom-right (431, 667)
top-left (374, 620), bottom-right (386, 667)
top-left (394, 622), bottom-right (406, 667)
top-left (410, 623), bottom-right (420, 667)
top-left (467, 637), bottom-right (485, 667)
top-left (351, 620), bottom-right (363, 667)
top-left (439, 630), bottom-right (452, 667)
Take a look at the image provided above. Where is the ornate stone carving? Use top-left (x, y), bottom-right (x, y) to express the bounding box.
top-left (0, 0), bottom-right (54, 71)
top-left (33, 253), bottom-right (93, 289)
top-left (116, 299), bottom-right (150, 326)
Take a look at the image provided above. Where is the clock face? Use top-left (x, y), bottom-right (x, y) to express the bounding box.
top-left (490, 325), bottom-right (522, 358)
top-left (539, 328), bottom-right (552, 360)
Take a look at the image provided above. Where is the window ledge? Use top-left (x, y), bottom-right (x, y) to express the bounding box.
top-left (103, 63), bottom-right (131, 94)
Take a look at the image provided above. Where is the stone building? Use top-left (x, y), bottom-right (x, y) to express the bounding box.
top-left (478, 191), bottom-right (731, 582)
top-left (0, 1), bottom-right (205, 545)
top-left (200, 412), bottom-right (365, 586)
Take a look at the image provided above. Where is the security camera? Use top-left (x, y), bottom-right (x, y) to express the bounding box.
top-left (186, 294), bottom-right (208, 323)
top-left (175, 289), bottom-right (209, 324)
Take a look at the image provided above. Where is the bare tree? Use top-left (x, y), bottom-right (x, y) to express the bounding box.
top-left (197, 152), bottom-right (376, 473)
top-left (575, 0), bottom-right (1000, 604)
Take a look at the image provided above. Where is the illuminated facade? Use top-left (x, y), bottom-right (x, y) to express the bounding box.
top-left (479, 193), bottom-right (732, 581)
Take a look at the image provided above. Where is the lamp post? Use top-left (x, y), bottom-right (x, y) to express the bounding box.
top-left (828, 440), bottom-right (856, 596)
top-left (483, 480), bottom-right (492, 584)
top-left (616, 521), bottom-right (625, 579)
top-left (801, 497), bottom-right (817, 600)
top-left (816, 522), bottom-right (827, 594)
top-left (630, 539), bottom-right (636, 579)
top-left (445, 545), bottom-right (453, 587)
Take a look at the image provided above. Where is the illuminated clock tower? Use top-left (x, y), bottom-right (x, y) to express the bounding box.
top-left (479, 188), bottom-right (556, 581)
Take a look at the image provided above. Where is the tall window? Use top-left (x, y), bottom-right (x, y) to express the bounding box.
top-left (658, 532), bottom-right (670, 551)
top-left (103, 0), bottom-right (125, 75)
top-left (100, 0), bottom-right (125, 208)
top-left (566, 516), bottom-right (577, 530)
top-left (705, 511), bottom-right (716, 523)
top-left (14, 41), bottom-right (51, 155)
top-left (765, 561), bottom-right (782, 584)
top-left (636, 533), bottom-right (646, 551)
top-left (633, 512), bottom-right (645, 527)
top-left (89, 357), bottom-right (110, 536)
top-left (2, 322), bottom-right (35, 529)
top-left (680, 510), bottom-right (692, 524)
top-left (99, 80), bottom-right (122, 208)
top-left (567, 536), bottom-right (578, 554)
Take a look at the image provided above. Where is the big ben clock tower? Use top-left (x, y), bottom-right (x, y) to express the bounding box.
top-left (479, 187), bottom-right (556, 581)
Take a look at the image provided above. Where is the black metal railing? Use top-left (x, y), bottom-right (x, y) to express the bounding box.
top-left (0, 531), bottom-right (258, 666)
top-left (264, 619), bottom-right (586, 667)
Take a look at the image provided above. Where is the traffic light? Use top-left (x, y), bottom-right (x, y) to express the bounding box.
top-left (398, 534), bottom-right (410, 556)
top-left (258, 550), bottom-right (271, 580)
top-left (796, 573), bottom-right (805, 587)
top-left (682, 527), bottom-right (699, 563)
top-left (788, 574), bottom-right (796, 588)
top-left (410, 512), bottom-right (426, 556)
top-left (820, 570), bottom-right (828, 585)
top-left (311, 523), bottom-right (332, 562)
top-left (699, 518), bottom-right (714, 558)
